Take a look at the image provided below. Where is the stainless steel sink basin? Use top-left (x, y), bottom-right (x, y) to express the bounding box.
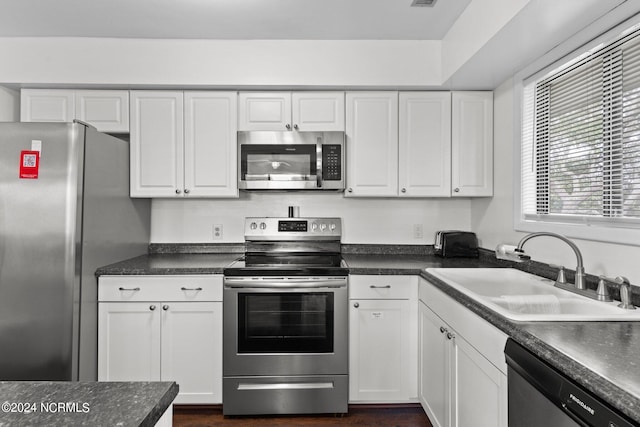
top-left (425, 268), bottom-right (640, 321)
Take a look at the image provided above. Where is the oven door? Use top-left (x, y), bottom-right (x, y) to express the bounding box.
top-left (223, 277), bottom-right (348, 376)
top-left (239, 144), bottom-right (320, 190)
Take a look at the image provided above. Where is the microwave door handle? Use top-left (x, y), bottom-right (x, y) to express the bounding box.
top-left (316, 137), bottom-right (323, 188)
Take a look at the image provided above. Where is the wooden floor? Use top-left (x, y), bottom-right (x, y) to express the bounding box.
top-left (173, 405), bottom-right (434, 427)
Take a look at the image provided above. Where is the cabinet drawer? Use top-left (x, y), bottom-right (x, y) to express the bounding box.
top-left (98, 275), bottom-right (223, 302)
top-left (349, 275), bottom-right (418, 300)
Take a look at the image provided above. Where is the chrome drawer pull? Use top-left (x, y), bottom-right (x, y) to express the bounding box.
top-left (181, 287), bottom-right (203, 291)
top-left (118, 287), bottom-right (140, 291)
top-left (369, 285), bottom-right (391, 289)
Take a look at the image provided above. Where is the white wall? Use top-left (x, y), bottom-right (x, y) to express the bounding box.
top-left (151, 193), bottom-right (472, 244)
top-left (0, 38), bottom-right (440, 88)
top-left (471, 78), bottom-right (640, 284)
top-left (0, 85), bottom-right (19, 121)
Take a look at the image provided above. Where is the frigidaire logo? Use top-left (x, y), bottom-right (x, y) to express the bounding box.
top-left (570, 393), bottom-right (595, 416)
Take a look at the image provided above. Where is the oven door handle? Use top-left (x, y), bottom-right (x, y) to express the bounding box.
top-left (224, 279), bottom-right (347, 289)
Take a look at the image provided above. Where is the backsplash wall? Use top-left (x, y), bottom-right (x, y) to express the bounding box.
top-left (151, 193), bottom-right (472, 244)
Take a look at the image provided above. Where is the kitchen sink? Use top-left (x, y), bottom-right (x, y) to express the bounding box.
top-left (425, 268), bottom-right (640, 321)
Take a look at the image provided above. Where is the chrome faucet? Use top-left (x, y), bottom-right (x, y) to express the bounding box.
top-left (515, 232), bottom-right (586, 290)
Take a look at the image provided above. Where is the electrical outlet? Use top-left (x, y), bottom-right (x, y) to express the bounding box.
top-left (213, 224), bottom-right (223, 240)
top-left (413, 224), bottom-right (423, 239)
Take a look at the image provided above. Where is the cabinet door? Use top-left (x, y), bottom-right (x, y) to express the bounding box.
top-left (419, 302), bottom-right (450, 427)
top-left (238, 92), bottom-right (291, 131)
top-left (98, 302), bottom-right (161, 381)
top-left (451, 91), bottom-right (493, 197)
top-left (130, 91), bottom-right (184, 197)
top-left (184, 92), bottom-right (238, 197)
top-left (292, 92), bottom-right (345, 131)
top-left (452, 333), bottom-right (507, 427)
top-left (399, 92), bottom-right (451, 197)
top-left (345, 92), bottom-right (399, 197)
top-left (20, 89), bottom-right (74, 123)
top-left (161, 302), bottom-right (222, 404)
top-left (75, 90), bottom-right (130, 133)
top-left (349, 298), bottom-right (412, 402)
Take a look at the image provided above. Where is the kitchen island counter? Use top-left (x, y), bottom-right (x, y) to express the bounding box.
top-left (0, 381), bottom-right (178, 427)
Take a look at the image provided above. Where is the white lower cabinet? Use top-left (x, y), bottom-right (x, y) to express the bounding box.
top-left (348, 275), bottom-right (418, 403)
top-left (419, 277), bottom-right (507, 427)
top-left (98, 275), bottom-right (223, 405)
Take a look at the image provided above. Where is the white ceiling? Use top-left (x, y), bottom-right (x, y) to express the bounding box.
top-left (0, 0), bottom-right (472, 40)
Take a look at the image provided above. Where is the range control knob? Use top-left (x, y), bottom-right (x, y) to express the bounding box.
top-left (311, 223), bottom-right (318, 231)
top-left (250, 222), bottom-right (258, 230)
top-left (259, 222), bottom-right (267, 230)
top-left (330, 223), bottom-right (336, 231)
top-left (320, 223), bottom-right (327, 231)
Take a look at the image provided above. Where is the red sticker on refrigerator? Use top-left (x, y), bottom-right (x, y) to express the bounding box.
top-left (19, 150), bottom-right (40, 179)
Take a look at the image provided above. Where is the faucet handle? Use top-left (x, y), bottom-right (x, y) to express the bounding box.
top-left (550, 264), bottom-right (566, 284)
top-left (596, 276), bottom-right (613, 302)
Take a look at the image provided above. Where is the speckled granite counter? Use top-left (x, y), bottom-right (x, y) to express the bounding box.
top-left (0, 381), bottom-right (178, 427)
top-left (96, 245), bottom-right (640, 423)
top-left (95, 253), bottom-right (241, 275)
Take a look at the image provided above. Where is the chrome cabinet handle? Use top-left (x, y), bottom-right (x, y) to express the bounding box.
top-left (286, 124), bottom-right (291, 130)
top-left (184, 189), bottom-right (190, 194)
top-left (446, 332), bottom-right (455, 340)
top-left (118, 287), bottom-right (140, 291)
top-left (175, 189), bottom-right (181, 194)
top-left (181, 287), bottom-right (203, 291)
top-left (163, 305), bottom-right (169, 311)
top-left (401, 188), bottom-right (406, 193)
top-left (369, 285), bottom-right (391, 289)
top-left (454, 188), bottom-right (460, 193)
top-left (149, 305), bottom-right (156, 311)
top-left (348, 188), bottom-right (353, 193)
top-left (353, 302), bottom-right (359, 308)
top-left (439, 326), bottom-right (446, 334)
top-left (294, 124), bottom-right (299, 130)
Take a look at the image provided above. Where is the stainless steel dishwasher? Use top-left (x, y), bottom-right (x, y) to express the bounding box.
top-left (505, 339), bottom-right (636, 427)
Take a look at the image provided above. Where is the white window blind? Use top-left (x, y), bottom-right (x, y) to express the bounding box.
top-left (522, 26), bottom-right (640, 226)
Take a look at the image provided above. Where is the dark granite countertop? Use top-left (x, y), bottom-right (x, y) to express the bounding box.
top-left (0, 381), bottom-right (178, 427)
top-left (96, 253), bottom-right (241, 276)
top-left (95, 245), bottom-right (640, 423)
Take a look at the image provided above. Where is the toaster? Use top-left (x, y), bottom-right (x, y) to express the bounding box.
top-left (434, 231), bottom-right (479, 258)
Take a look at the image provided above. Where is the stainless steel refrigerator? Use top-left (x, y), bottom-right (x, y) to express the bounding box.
top-left (0, 121), bottom-right (151, 381)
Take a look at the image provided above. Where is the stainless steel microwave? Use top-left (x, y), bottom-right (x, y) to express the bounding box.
top-left (238, 131), bottom-right (345, 191)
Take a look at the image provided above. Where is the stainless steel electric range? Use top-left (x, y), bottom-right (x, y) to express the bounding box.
top-left (222, 216), bottom-right (349, 416)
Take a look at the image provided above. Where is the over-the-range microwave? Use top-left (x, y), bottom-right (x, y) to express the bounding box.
top-left (238, 131), bottom-right (345, 191)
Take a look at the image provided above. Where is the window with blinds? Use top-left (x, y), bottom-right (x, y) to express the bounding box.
top-left (521, 25), bottom-right (640, 226)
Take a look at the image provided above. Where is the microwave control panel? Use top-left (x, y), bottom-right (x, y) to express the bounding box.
top-left (322, 145), bottom-right (342, 181)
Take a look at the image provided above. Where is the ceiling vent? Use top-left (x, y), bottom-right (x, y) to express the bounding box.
top-left (411, 0), bottom-right (437, 6)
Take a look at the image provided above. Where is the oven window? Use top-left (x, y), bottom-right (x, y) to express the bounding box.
top-left (238, 292), bottom-right (334, 353)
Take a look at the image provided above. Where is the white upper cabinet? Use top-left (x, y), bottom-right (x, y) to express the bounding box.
top-left (21, 89), bottom-right (74, 123)
top-left (130, 91), bottom-right (184, 198)
top-left (238, 92), bottom-right (345, 131)
top-left (292, 92), bottom-right (345, 131)
top-left (130, 91), bottom-right (238, 198)
top-left (399, 92), bottom-right (452, 197)
top-left (21, 89), bottom-right (130, 133)
top-left (75, 91), bottom-right (130, 133)
top-left (184, 92), bottom-right (238, 197)
top-left (345, 92), bottom-right (399, 197)
top-left (451, 91), bottom-right (493, 197)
